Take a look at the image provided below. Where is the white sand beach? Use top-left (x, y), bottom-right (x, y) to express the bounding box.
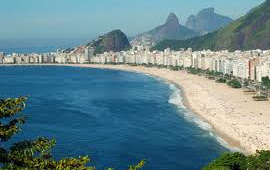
top-left (68, 64), bottom-right (270, 154)
top-left (4, 63), bottom-right (270, 154)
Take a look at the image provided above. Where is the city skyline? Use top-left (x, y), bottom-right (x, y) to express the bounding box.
top-left (0, 0), bottom-right (265, 39)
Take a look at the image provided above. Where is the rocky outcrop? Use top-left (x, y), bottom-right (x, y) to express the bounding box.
top-left (87, 30), bottom-right (131, 54)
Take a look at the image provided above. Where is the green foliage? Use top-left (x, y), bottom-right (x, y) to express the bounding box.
top-left (0, 97), bottom-right (144, 170)
top-left (203, 150), bottom-right (270, 170)
top-left (247, 150), bottom-right (270, 169)
top-left (227, 79), bottom-right (242, 88)
top-left (157, 65), bottom-right (168, 69)
top-left (206, 70), bottom-right (223, 77)
top-left (169, 66), bottom-right (183, 71)
top-left (0, 97), bottom-right (27, 142)
top-left (144, 63), bottom-right (156, 68)
top-left (94, 45), bottom-right (106, 55)
top-left (216, 78), bottom-right (227, 83)
top-left (262, 76), bottom-right (270, 89)
top-left (203, 152), bottom-right (247, 170)
top-left (129, 160), bottom-right (146, 170)
top-left (186, 67), bottom-right (202, 75)
top-left (128, 63), bottom-right (138, 67)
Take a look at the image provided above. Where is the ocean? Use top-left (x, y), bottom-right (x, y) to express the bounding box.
top-left (0, 66), bottom-right (229, 170)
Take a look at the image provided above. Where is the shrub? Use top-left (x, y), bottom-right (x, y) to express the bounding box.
top-left (227, 79), bottom-right (242, 88)
top-left (216, 78), bottom-right (227, 83)
top-left (252, 95), bottom-right (269, 101)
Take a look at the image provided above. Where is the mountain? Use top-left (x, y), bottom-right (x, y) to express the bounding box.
top-left (87, 30), bottom-right (131, 54)
top-left (131, 13), bottom-right (199, 46)
top-left (153, 0), bottom-right (270, 52)
top-left (185, 8), bottom-right (233, 34)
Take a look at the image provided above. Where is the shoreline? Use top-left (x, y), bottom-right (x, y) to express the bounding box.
top-left (175, 83), bottom-right (243, 152)
top-left (137, 69), bottom-right (244, 152)
top-left (131, 70), bottom-right (244, 152)
top-left (2, 63), bottom-right (270, 154)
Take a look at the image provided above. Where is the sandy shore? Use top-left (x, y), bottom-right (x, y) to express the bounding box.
top-left (3, 64), bottom-right (270, 154)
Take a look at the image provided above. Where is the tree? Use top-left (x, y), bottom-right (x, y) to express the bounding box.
top-left (203, 150), bottom-right (270, 170)
top-left (261, 77), bottom-right (270, 89)
top-left (203, 152), bottom-right (247, 170)
top-left (261, 77), bottom-right (270, 98)
top-left (247, 150), bottom-right (270, 169)
top-left (0, 97), bottom-right (145, 169)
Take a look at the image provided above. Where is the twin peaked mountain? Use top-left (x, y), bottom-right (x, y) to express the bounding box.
top-left (87, 9), bottom-right (231, 53)
top-left (89, 4), bottom-right (270, 54)
top-left (131, 13), bottom-right (199, 45)
top-left (87, 13), bottom-right (198, 54)
top-left (154, 0), bottom-right (270, 51)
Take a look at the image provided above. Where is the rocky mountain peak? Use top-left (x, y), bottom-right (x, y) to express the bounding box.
top-left (199, 7), bottom-right (215, 15)
top-left (131, 12), bottom-right (198, 46)
top-left (154, 0), bottom-right (270, 51)
top-left (165, 13), bottom-right (180, 29)
top-left (185, 7), bottom-right (233, 34)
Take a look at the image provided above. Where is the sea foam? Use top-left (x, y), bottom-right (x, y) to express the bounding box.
top-left (168, 83), bottom-right (241, 152)
top-left (168, 83), bottom-right (212, 131)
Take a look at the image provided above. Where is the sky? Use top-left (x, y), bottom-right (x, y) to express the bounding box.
top-left (0, 0), bottom-right (266, 40)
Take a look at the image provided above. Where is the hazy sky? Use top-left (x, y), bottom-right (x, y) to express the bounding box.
top-left (0, 0), bottom-right (265, 39)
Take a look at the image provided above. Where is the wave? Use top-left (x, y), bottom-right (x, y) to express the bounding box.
top-left (169, 84), bottom-right (212, 131)
top-left (210, 132), bottom-right (242, 152)
top-left (168, 84), bottom-right (186, 109)
top-left (168, 83), bottom-right (241, 152)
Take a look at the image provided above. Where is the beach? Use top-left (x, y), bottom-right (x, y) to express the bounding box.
top-left (64, 64), bottom-right (270, 154)
top-left (3, 63), bottom-right (270, 154)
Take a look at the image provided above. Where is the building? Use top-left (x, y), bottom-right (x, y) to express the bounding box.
top-left (85, 47), bottom-right (95, 62)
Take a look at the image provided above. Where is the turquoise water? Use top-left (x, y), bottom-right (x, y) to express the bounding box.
top-left (0, 66), bottom-right (229, 170)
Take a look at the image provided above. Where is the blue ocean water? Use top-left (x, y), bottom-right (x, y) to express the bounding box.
top-left (0, 66), bottom-right (229, 170)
